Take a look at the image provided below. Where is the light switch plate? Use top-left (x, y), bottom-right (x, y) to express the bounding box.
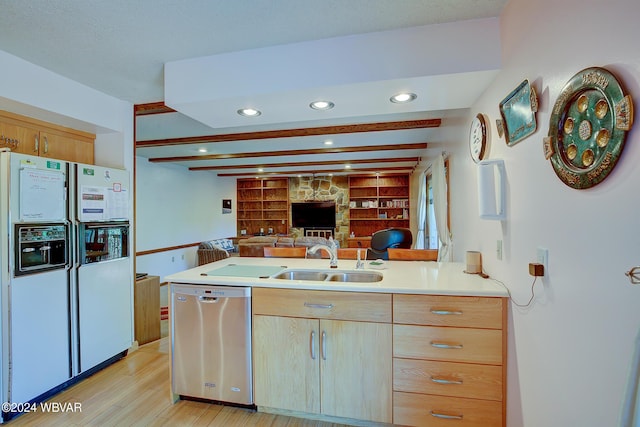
top-left (536, 247), bottom-right (548, 275)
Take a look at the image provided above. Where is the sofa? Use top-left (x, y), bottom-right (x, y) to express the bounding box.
top-left (238, 235), bottom-right (338, 257)
top-left (237, 236), bottom-right (280, 257)
top-left (196, 239), bottom-right (235, 266)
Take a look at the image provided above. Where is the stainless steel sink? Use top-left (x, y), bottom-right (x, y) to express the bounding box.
top-left (271, 269), bottom-right (382, 283)
top-left (272, 270), bottom-right (329, 281)
top-left (327, 271), bottom-right (383, 282)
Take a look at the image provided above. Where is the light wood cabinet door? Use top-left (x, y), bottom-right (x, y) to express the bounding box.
top-left (320, 319), bottom-right (392, 423)
top-left (253, 315), bottom-right (320, 414)
top-left (0, 120), bottom-right (39, 155)
top-left (39, 131), bottom-right (93, 164)
top-left (0, 111), bottom-right (95, 163)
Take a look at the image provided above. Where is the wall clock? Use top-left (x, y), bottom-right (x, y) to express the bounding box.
top-left (469, 113), bottom-right (489, 163)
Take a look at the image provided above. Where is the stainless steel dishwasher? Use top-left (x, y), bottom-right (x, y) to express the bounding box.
top-left (171, 284), bottom-right (253, 405)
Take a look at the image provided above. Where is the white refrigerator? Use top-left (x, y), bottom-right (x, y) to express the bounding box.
top-left (0, 151), bottom-right (72, 418)
top-left (72, 162), bottom-right (132, 374)
top-left (0, 150), bottom-right (133, 422)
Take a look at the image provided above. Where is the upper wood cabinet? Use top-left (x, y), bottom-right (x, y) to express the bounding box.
top-left (0, 111), bottom-right (95, 164)
top-left (349, 174), bottom-right (410, 237)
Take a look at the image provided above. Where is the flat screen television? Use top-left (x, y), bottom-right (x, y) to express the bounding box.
top-left (291, 202), bottom-right (336, 229)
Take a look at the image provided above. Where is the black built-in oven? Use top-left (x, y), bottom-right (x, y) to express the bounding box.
top-left (14, 223), bottom-right (68, 276)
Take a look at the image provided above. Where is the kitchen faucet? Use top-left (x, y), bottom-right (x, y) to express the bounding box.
top-left (355, 249), bottom-right (365, 270)
top-left (308, 237), bottom-right (338, 268)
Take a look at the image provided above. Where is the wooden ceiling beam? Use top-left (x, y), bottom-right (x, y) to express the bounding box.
top-left (134, 102), bottom-right (176, 116)
top-left (215, 166), bottom-right (415, 177)
top-left (188, 156), bottom-right (420, 171)
top-left (148, 143), bottom-right (427, 163)
top-left (136, 119), bottom-right (440, 147)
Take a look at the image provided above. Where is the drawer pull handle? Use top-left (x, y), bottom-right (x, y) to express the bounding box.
top-left (431, 309), bottom-right (463, 315)
top-left (430, 411), bottom-right (463, 420)
top-left (430, 376), bottom-right (463, 385)
top-left (304, 302), bottom-right (334, 309)
top-left (430, 341), bottom-right (463, 350)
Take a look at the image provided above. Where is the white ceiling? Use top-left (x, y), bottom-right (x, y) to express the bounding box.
top-left (0, 0), bottom-right (507, 176)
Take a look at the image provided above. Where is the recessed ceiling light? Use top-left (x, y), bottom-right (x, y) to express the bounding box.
top-left (390, 92), bottom-right (417, 103)
top-left (257, 168), bottom-right (264, 173)
top-left (237, 108), bottom-right (261, 117)
top-left (324, 140), bottom-right (333, 145)
top-left (345, 164), bottom-right (351, 169)
top-left (310, 100), bottom-right (335, 110)
top-left (198, 148), bottom-right (208, 153)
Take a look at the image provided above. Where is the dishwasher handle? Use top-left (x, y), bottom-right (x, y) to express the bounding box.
top-left (198, 296), bottom-right (219, 303)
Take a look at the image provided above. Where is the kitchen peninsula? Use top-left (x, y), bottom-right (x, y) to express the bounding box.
top-left (166, 257), bottom-right (509, 427)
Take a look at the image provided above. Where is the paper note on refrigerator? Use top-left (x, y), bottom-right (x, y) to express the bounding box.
top-left (80, 185), bottom-right (129, 221)
top-left (19, 168), bottom-right (66, 221)
top-left (80, 186), bottom-right (107, 221)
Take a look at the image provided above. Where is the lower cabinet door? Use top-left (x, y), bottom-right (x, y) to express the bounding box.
top-left (320, 319), bottom-right (392, 423)
top-left (253, 315), bottom-right (320, 413)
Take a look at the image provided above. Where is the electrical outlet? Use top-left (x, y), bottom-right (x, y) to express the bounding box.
top-left (496, 240), bottom-right (503, 260)
top-left (171, 256), bottom-right (175, 262)
top-left (536, 247), bottom-right (548, 275)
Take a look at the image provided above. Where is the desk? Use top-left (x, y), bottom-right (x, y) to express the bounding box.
top-left (134, 275), bottom-right (160, 345)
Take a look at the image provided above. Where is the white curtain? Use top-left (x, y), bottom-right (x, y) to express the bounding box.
top-left (415, 170), bottom-right (427, 249)
top-left (432, 153), bottom-right (452, 261)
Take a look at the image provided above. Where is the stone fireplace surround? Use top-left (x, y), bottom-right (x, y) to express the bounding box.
top-left (289, 175), bottom-right (349, 247)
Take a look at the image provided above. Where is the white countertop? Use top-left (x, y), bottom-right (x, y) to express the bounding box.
top-left (165, 257), bottom-right (509, 297)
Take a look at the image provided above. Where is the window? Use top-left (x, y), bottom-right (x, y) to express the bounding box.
top-left (424, 159), bottom-right (449, 251)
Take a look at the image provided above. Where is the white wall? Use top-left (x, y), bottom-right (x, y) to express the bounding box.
top-left (437, 0), bottom-right (640, 425)
top-left (135, 157), bottom-right (236, 281)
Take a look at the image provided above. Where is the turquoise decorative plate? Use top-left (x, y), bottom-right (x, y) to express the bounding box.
top-left (499, 79), bottom-right (538, 146)
top-left (545, 67), bottom-right (633, 189)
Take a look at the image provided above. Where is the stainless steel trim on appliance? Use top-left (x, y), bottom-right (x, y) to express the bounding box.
top-left (171, 284), bottom-right (253, 405)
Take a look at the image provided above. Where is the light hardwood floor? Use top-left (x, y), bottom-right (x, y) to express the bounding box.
top-left (8, 338), bottom-right (348, 426)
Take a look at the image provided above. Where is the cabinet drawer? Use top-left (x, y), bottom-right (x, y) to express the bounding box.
top-left (252, 288), bottom-right (391, 323)
top-left (394, 391), bottom-right (502, 427)
top-left (393, 294), bottom-right (505, 329)
top-left (393, 358), bottom-right (502, 401)
top-left (394, 325), bottom-right (503, 365)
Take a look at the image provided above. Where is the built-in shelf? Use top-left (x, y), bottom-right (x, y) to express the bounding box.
top-left (237, 178), bottom-right (289, 235)
top-left (348, 174), bottom-right (409, 237)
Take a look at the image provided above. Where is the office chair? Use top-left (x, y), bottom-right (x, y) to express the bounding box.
top-left (366, 228), bottom-right (413, 260)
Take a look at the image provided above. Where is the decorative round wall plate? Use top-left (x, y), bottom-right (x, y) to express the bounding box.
top-left (545, 67), bottom-right (633, 189)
